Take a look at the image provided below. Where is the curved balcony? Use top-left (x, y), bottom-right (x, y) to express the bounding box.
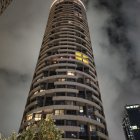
top-left (20, 0), bottom-right (109, 139)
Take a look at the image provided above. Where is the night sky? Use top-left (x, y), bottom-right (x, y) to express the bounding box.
top-left (0, 0), bottom-right (140, 140)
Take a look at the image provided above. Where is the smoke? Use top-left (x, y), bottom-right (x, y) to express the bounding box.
top-left (87, 0), bottom-right (140, 139)
top-left (0, 0), bottom-right (140, 139)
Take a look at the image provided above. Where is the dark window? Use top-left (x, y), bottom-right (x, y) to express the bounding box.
top-left (79, 124), bottom-right (88, 137)
top-left (48, 83), bottom-right (55, 89)
top-left (44, 71), bottom-right (48, 77)
top-left (45, 97), bottom-right (53, 106)
top-left (66, 120), bottom-right (77, 126)
top-left (55, 120), bottom-right (64, 126)
top-left (65, 132), bottom-right (78, 138)
top-left (55, 100), bottom-right (65, 105)
top-left (76, 66), bottom-right (83, 71)
top-left (78, 91), bottom-right (85, 99)
top-left (37, 96), bottom-right (44, 107)
top-left (57, 85), bottom-right (66, 88)
top-left (77, 78), bottom-right (84, 84)
top-left (86, 91), bottom-right (92, 101)
top-left (67, 85), bottom-right (76, 89)
top-left (56, 92), bottom-right (65, 96)
top-left (66, 110), bottom-right (76, 115)
top-left (49, 71), bottom-right (56, 76)
top-left (67, 93), bottom-right (76, 97)
top-left (87, 106), bottom-right (94, 119)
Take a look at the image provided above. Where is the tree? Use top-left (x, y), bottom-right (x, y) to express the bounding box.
top-left (1, 116), bottom-right (62, 140)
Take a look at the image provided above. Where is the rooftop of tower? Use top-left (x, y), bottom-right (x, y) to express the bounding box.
top-left (51, 0), bottom-right (86, 9)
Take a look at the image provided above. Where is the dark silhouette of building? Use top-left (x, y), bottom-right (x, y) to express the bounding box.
top-left (20, 0), bottom-right (109, 139)
top-left (0, 0), bottom-right (12, 15)
top-left (123, 104), bottom-right (140, 140)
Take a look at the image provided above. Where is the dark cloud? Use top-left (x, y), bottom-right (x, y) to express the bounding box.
top-left (87, 0), bottom-right (140, 139)
top-left (0, 68), bottom-right (29, 86)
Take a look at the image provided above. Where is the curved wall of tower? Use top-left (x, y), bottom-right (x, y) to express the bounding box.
top-left (20, 0), bottom-right (109, 140)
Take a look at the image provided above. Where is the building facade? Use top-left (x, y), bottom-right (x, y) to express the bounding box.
top-left (0, 0), bottom-right (12, 15)
top-left (123, 105), bottom-right (140, 140)
top-left (20, 0), bottom-right (109, 139)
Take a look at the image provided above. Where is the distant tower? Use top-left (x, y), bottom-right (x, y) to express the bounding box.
top-left (0, 0), bottom-right (12, 15)
top-left (20, 0), bottom-right (109, 139)
top-left (123, 105), bottom-right (140, 140)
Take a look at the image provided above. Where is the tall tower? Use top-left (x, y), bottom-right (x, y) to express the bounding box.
top-left (123, 105), bottom-right (140, 140)
top-left (20, 0), bottom-right (109, 139)
top-left (0, 0), bottom-right (12, 15)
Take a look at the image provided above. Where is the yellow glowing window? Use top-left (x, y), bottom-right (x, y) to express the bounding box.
top-left (27, 114), bottom-right (33, 121)
top-left (75, 52), bottom-right (82, 57)
top-left (75, 52), bottom-right (89, 64)
top-left (34, 114), bottom-right (41, 121)
top-left (83, 54), bottom-right (88, 59)
top-left (83, 59), bottom-right (89, 64)
top-left (76, 56), bottom-right (82, 61)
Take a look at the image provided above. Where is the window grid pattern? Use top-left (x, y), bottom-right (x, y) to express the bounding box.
top-left (20, 0), bottom-right (109, 140)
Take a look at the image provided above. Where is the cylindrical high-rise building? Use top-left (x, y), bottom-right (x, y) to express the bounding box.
top-left (20, 0), bottom-right (109, 140)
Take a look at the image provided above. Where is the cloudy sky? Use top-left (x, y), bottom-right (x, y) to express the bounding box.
top-left (0, 0), bottom-right (140, 139)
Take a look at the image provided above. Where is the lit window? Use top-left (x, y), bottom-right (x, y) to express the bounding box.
top-left (37, 78), bottom-right (41, 82)
top-left (53, 61), bottom-right (57, 64)
top-left (90, 125), bottom-right (96, 132)
top-left (131, 125), bottom-right (139, 130)
top-left (58, 78), bottom-right (66, 82)
top-left (79, 106), bottom-right (84, 113)
top-left (67, 71), bottom-right (75, 76)
top-left (96, 117), bottom-right (101, 123)
top-left (55, 110), bottom-right (64, 115)
top-left (34, 114), bottom-right (42, 121)
top-left (40, 89), bottom-right (45, 92)
top-left (75, 52), bottom-right (89, 64)
top-left (80, 125), bottom-right (85, 132)
top-left (76, 56), bottom-right (82, 61)
top-left (75, 52), bottom-right (82, 57)
top-left (68, 21), bottom-right (72, 24)
top-left (83, 54), bottom-right (88, 59)
top-left (126, 105), bottom-right (139, 109)
top-left (83, 59), bottom-right (89, 64)
top-left (34, 91), bottom-right (38, 95)
top-left (26, 114), bottom-right (33, 121)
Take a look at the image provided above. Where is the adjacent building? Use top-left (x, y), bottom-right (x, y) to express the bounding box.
top-left (20, 0), bottom-right (109, 139)
top-left (0, 0), bottom-right (12, 15)
top-left (123, 104), bottom-right (140, 140)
